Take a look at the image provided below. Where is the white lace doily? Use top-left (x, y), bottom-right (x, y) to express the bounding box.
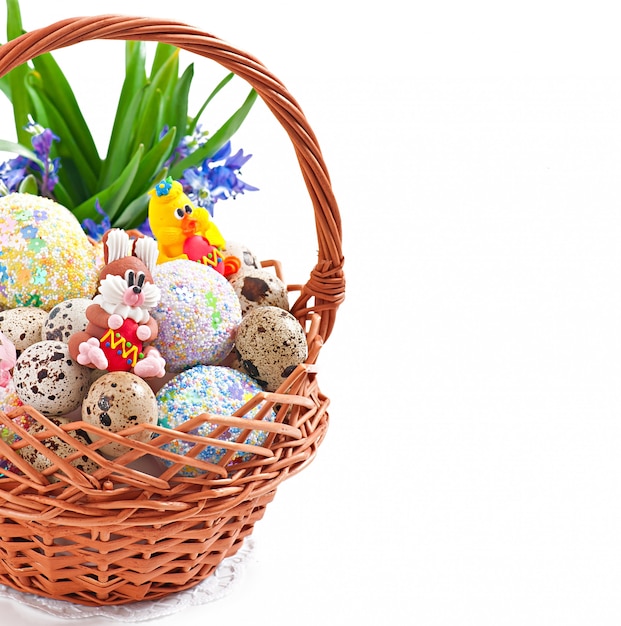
top-left (0, 538), bottom-right (254, 622)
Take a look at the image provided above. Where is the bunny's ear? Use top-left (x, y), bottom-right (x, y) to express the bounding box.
top-left (103, 229), bottom-right (131, 264)
top-left (133, 236), bottom-right (159, 274)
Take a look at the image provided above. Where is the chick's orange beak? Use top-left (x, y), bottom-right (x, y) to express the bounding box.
top-left (181, 214), bottom-right (197, 235)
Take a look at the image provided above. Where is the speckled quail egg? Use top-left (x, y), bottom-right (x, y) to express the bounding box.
top-left (13, 341), bottom-right (91, 416)
top-left (19, 416), bottom-right (100, 479)
top-left (81, 371), bottom-right (158, 458)
top-left (222, 240), bottom-right (261, 275)
top-left (234, 306), bottom-right (308, 392)
top-left (42, 297), bottom-right (91, 343)
top-left (229, 268), bottom-right (290, 316)
top-left (0, 306), bottom-right (49, 353)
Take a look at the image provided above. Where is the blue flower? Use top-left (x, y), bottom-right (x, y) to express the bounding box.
top-left (81, 200), bottom-right (111, 241)
top-left (0, 121), bottom-right (61, 197)
top-left (155, 176), bottom-right (173, 197)
top-left (0, 157), bottom-right (27, 193)
top-left (179, 140), bottom-right (257, 217)
top-left (20, 225), bottom-right (38, 239)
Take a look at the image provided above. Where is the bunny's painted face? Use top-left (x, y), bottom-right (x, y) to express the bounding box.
top-left (96, 270), bottom-right (161, 324)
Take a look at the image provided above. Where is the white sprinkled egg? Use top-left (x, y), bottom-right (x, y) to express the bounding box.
top-left (151, 259), bottom-right (242, 372)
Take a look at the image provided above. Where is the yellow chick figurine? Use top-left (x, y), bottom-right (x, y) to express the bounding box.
top-left (148, 177), bottom-right (240, 275)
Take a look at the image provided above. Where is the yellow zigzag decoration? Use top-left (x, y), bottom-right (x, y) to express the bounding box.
top-left (101, 328), bottom-right (141, 367)
top-left (200, 249), bottom-right (223, 268)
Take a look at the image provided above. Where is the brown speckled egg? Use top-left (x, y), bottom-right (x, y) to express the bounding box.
top-left (82, 371), bottom-right (158, 458)
top-left (42, 298), bottom-right (91, 343)
top-left (13, 341), bottom-right (91, 416)
top-left (0, 306), bottom-right (49, 353)
top-left (222, 240), bottom-right (260, 275)
top-left (235, 306), bottom-right (308, 391)
top-left (19, 416), bottom-right (99, 479)
top-left (229, 268), bottom-right (290, 316)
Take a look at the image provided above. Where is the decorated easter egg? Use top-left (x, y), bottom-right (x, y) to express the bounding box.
top-left (229, 268), bottom-right (290, 316)
top-left (13, 341), bottom-right (91, 416)
top-left (0, 413), bottom-right (36, 476)
top-left (81, 371), bottom-right (158, 458)
top-left (42, 298), bottom-right (91, 343)
top-left (222, 240), bottom-right (261, 275)
top-left (183, 235), bottom-right (226, 273)
top-left (235, 306), bottom-right (308, 392)
top-left (151, 259), bottom-right (242, 372)
top-left (156, 365), bottom-right (275, 476)
top-left (18, 416), bottom-right (100, 479)
top-left (0, 379), bottom-right (23, 414)
top-left (0, 306), bottom-right (49, 353)
top-left (0, 193), bottom-right (99, 311)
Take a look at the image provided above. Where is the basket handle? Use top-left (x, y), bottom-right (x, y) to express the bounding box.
top-left (0, 15), bottom-right (345, 341)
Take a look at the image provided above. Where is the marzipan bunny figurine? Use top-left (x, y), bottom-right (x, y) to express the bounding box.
top-left (68, 229), bottom-right (166, 378)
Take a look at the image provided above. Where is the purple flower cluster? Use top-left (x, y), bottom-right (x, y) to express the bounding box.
top-left (0, 120), bottom-right (60, 197)
top-left (0, 119), bottom-right (257, 242)
top-left (164, 124), bottom-right (258, 217)
top-left (80, 200), bottom-right (111, 241)
top-left (180, 140), bottom-right (258, 217)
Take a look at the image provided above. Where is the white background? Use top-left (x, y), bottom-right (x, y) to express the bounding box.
top-left (2, 1), bottom-right (621, 624)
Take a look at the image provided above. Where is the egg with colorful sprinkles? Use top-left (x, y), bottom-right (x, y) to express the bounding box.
top-left (0, 193), bottom-right (99, 311)
top-left (0, 413), bottom-right (36, 476)
top-left (151, 259), bottom-right (242, 372)
top-left (156, 365), bottom-right (275, 476)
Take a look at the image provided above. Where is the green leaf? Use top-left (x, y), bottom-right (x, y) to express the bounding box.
top-left (99, 41), bottom-right (148, 188)
top-left (113, 193), bottom-right (150, 229)
top-left (170, 88), bottom-right (258, 178)
top-left (149, 43), bottom-right (178, 81)
top-left (32, 53), bottom-right (101, 176)
top-left (6, 0), bottom-right (23, 40)
top-left (25, 72), bottom-right (98, 196)
top-left (169, 64), bottom-right (193, 140)
top-left (17, 174), bottom-right (38, 194)
top-left (188, 72), bottom-right (234, 134)
top-left (51, 181), bottom-right (74, 209)
top-left (143, 47), bottom-right (179, 120)
top-left (0, 138), bottom-right (44, 170)
top-left (126, 126), bottom-right (177, 201)
top-left (112, 128), bottom-right (176, 229)
top-left (72, 144), bottom-right (144, 223)
top-left (6, 0), bottom-right (32, 145)
top-left (0, 75), bottom-right (11, 100)
top-left (98, 84), bottom-right (148, 189)
top-left (131, 88), bottom-right (163, 154)
top-left (125, 40), bottom-right (147, 79)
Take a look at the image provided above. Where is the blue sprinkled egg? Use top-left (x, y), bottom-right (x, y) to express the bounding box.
top-left (156, 364), bottom-right (275, 476)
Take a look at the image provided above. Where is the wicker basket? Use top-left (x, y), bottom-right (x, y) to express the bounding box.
top-left (0, 15), bottom-right (344, 606)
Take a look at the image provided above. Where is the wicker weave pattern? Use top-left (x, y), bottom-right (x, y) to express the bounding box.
top-left (0, 16), bottom-right (343, 606)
